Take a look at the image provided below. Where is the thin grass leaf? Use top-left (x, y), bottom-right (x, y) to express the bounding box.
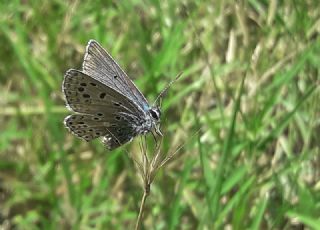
top-left (249, 195), bottom-right (269, 230)
top-left (286, 211), bottom-right (320, 230)
top-left (257, 84), bottom-right (316, 149)
top-left (168, 158), bottom-right (195, 230)
top-left (209, 73), bottom-right (247, 222)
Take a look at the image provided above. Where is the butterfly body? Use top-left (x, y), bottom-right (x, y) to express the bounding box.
top-left (63, 40), bottom-right (161, 150)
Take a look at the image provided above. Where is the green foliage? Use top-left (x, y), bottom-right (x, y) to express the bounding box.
top-left (0, 0), bottom-right (319, 229)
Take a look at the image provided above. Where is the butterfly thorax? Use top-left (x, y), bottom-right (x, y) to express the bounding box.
top-left (130, 107), bottom-right (160, 135)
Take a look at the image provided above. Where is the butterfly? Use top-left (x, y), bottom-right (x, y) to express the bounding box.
top-left (62, 40), bottom-right (177, 150)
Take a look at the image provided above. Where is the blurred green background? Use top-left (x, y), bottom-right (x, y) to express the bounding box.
top-left (1, 0), bottom-right (320, 229)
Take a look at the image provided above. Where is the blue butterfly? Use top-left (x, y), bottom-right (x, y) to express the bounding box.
top-left (63, 40), bottom-right (165, 150)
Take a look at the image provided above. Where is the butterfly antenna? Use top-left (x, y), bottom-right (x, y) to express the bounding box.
top-left (153, 72), bottom-right (183, 107)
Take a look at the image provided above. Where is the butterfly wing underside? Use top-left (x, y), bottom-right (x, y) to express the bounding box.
top-left (82, 40), bottom-right (149, 111)
top-left (63, 69), bottom-right (146, 150)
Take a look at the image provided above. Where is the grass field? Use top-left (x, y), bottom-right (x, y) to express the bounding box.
top-left (1, 0), bottom-right (320, 229)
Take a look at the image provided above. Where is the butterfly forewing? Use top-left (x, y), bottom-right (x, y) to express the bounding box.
top-left (82, 40), bottom-right (149, 110)
top-left (63, 69), bottom-right (142, 115)
top-left (63, 70), bottom-right (148, 149)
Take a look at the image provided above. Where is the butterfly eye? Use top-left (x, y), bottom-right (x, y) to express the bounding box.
top-left (150, 109), bottom-right (159, 120)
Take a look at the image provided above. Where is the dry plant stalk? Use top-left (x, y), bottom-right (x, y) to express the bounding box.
top-left (132, 128), bottom-right (200, 230)
top-left (133, 136), bottom-right (184, 230)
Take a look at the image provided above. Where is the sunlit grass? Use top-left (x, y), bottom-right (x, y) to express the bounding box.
top-left (0, 0), bottom-right (319, 229)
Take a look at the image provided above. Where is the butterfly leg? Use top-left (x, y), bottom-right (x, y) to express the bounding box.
top-left (151, 130), bottom-right (159, 148)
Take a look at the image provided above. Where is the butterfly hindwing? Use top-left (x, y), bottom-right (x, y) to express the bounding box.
top-left (65, 114), bottom-right (135, 149)
top-left (102, 125), bottom-right (135, 150)
top-left (64, 114), bottom-right (110, 141)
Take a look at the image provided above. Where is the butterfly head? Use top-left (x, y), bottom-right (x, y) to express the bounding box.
top-left (150, 72), bottom-right (182, 136)
top-left (149, 106), bottom-right (162, 136)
